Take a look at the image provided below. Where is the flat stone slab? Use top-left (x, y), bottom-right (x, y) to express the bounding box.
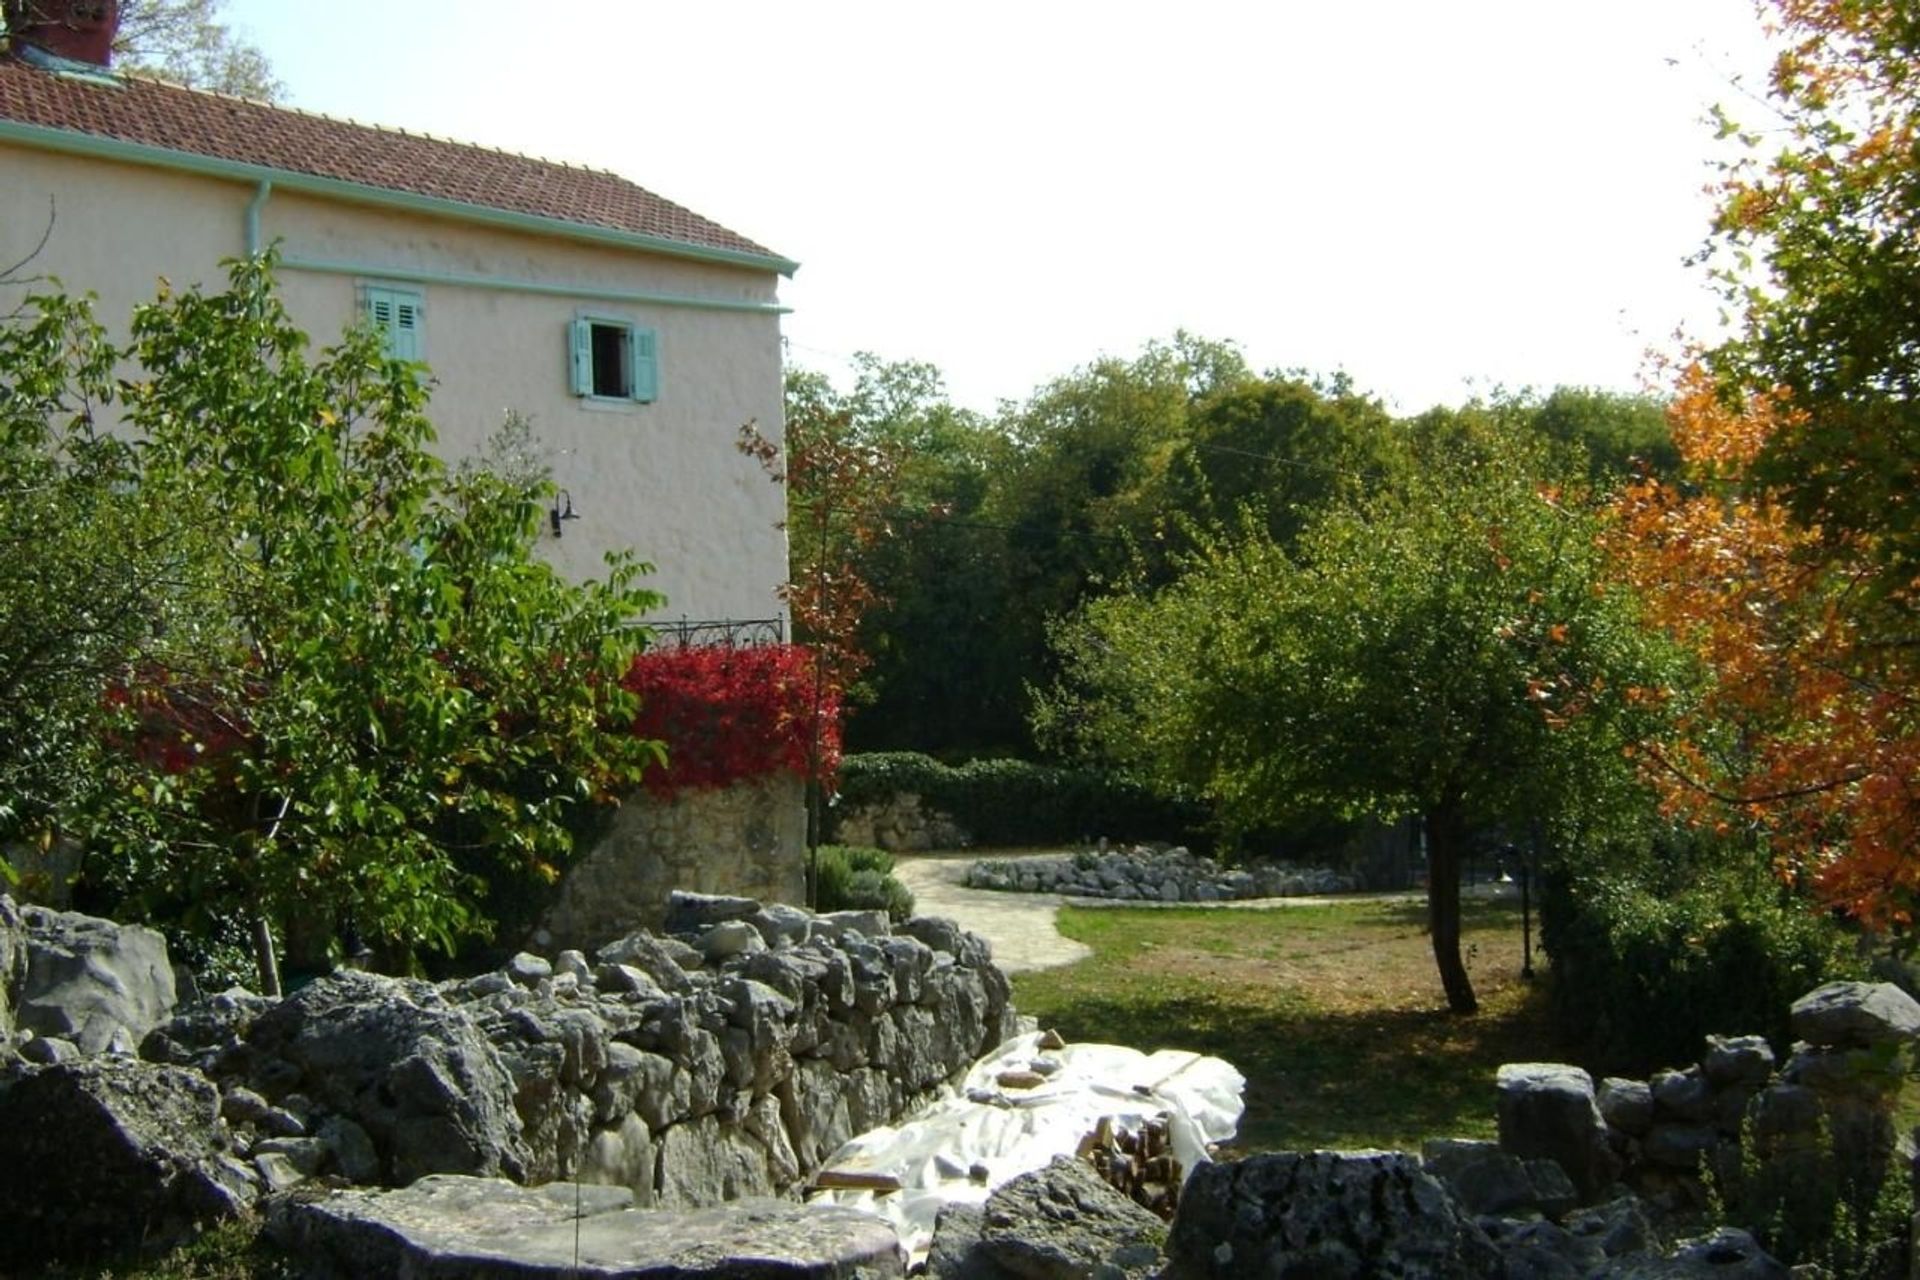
top-left (268, 1174), bottom-right (905, 1278)
top-left (1788, 981), bottom-right (1920, 1048)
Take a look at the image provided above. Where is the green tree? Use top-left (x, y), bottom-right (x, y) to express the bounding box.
top-left (69, 256), bottom-right (660, 988)
top-left (741, 360), bottom-right (911, 902)
top-left (2, 0), bottom-right (281, 99)
top-left (990, 332), bottom-right (1249, 597)
top-left (1042, 426), bottom-right (1677, 1013)
top-left (780, 357), bottom-right (1020, 755)
top-left (0, 284), bottom-right (181, 853)
top-left (1165, 371), bottom-right (1404, 554)
top-left (1526, 387), bottom-right (1677, 484)
top-left (952, 335), bottom-right (1252, 754)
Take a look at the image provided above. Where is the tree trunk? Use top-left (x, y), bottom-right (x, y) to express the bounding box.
top-left (1425, 804), bottom-right (1478, 1015)
top-left (251, 914), bottom-right (282, 998)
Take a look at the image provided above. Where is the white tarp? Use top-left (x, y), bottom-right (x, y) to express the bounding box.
top-left (806, 1033), bottom-right (1245, 1265)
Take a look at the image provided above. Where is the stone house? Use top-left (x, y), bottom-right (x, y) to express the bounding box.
top-left (0, 1), bottom-right (793, 622)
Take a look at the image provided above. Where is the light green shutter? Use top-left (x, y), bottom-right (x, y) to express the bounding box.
top-left (568, 318), bottom-right (593, 395)
top-left (388, 293), bottom-right (422, 362)
top-left (360, 284), bottom-right (422, 361)
top-left (629, 327), bottom-right (658, 403)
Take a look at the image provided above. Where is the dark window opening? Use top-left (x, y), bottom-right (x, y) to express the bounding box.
top-left (590, 322), bottom-right (630, 398)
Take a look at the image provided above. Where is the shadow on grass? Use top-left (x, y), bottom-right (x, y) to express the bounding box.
top-left (1026, 981), bottom-right (1559, 1155)
top-left (1347, 894), bottom-right (1527, 931)
top-left (1014, 892), bottom-right (1570, 1152)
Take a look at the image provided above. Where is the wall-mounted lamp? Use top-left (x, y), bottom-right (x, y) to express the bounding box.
top-left (549, 489), bottom-right (581, 538)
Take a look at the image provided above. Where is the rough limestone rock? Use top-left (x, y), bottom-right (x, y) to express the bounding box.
top-left (0, 893), bottom-right (25, 1042)
top-left (17, 902), bottom-right (177, 1054)
top-left (242, 970), bottom-right (528, 1183)
top-left (1563, 1195), bottom-right (1655, 1260)
top-left (1475, 1215), bottom-right (1605, 1278)
top-left (817, 909), bottom-right (891, 940)
top-left (141, 987), bottom-right (276, 1076)
top-left (962, 1156), bottom-right (1167, 1279)
top-left (1421, 1138), bottom-right (1574, 1218)
top-left (0, 1056), bottom-right (256, 1269)
top-left (700, 918), bottom-right (766, 960)
top-left (966, 846), bottom-right (1360, 902)
top-left (664, 890), bottom-right (762, 935)
top-left (1496, 1063), bottom-right (1620, 1202)
top-left (1663, 1228), bottom-right (1788, 1277)
top-left (898, 916), bottom-right (990, 969)
top-left (580, 1113), bottom-right (657, 1205)
top-left (506, 952), bottom-right (553, 986)
top-left (1701, 1035), bottom-right (1774, 1086)
top-left (655, 1112), bottom-right (787, 1207)
top-left (1788, 981), bottom-right (1920, 1048)
top-left (1651, 1068), bottom-right (1716, 1123)
top-left (1597, 1077), bottom-right (1655, 1135)
top-left (595, 930), bottom-right (695, 995)
top-left (748, 902), bottom-right (815, 949)
top-left (1166, 1150), bottom-right (1502, 1279)
top-left (267, 1174), bottom-right (906, 1278)
top-left (1601, 1227), bottom-right (1788, 1278)
top-left (924, 1203), bottom-right (1000, 1280)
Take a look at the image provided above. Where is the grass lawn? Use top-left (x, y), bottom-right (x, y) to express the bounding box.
top-left (1011, 894), bottom-right (1577, 1155)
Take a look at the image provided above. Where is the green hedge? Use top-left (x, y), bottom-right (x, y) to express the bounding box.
top-left (830, 752), bottom-right (1210, 850)
top-left (815, 844), bottom-right (915, 921)
top-left (1539, 866), bottom-right (1864, 1073)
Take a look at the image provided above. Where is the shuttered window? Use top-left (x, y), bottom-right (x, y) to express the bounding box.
top-left (359, 284), bottom-right (424, 362)
top-left (568, 315), bottom-right (658, 403)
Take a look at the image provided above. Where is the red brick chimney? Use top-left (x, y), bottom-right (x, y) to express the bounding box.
top-left (8, 0), bottom-right (121, 67)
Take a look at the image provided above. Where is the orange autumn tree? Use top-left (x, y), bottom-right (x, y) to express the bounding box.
top-left (1609, 363), bottom-right (1920, 929)
top-left (1620, 0), bottom-right (1920, 932)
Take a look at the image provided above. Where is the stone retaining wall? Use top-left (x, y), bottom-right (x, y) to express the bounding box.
top-left (831, 791), bottom-right (968, 853)
top-left (966, 846), bottom-right (1359, 902)
top-left (540, 775), bottom-right (806, 951)
top-left (1482, 980), bottom-right (1920, 1224)
top-left (0, 891), bottom-right (1018, 1267)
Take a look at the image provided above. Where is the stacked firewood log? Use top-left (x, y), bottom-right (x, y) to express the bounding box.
top-left (1076, 1113), bottom-right (1183, 1219)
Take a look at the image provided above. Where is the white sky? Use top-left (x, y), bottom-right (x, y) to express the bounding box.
top-left (223, 1), bottom-right (1777, 416)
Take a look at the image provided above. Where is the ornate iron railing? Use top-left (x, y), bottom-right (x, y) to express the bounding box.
top-left (638, 616), bottom-right (787, 650)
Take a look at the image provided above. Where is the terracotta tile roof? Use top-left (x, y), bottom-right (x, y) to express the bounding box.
top-left (0, 54), bottom-right (790, 269)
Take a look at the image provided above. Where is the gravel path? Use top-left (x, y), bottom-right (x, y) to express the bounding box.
top-left (890, 853), bottom-right (1091, 975)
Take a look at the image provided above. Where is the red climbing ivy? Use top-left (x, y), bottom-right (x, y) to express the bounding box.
top-left (623, 644), bottom-right (840, 799)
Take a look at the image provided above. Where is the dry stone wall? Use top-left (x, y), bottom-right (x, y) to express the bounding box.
top-left (1476, 980), bottom-right (1920, 1239)
top-left (832, 792), bottom-right (969, 853)
top-left (0, 891), bottom-right (1017, 1269)
top-left (967, 847), bottom-right (1359, 902)
top-left (9, 891), bottom-right (1911, 1278)
top-left (540, 775), bottom-right (806, 951)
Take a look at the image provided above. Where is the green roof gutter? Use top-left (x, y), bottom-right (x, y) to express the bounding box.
top-left (0, 117), bottom-right (801, 278)
top-left (277, 253), bottom-right (792, 315)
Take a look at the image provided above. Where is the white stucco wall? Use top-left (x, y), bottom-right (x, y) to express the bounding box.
top-left (0, 142), bottom-right (790, 624)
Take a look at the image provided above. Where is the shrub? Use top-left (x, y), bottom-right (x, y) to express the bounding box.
top-left (1707, 1113), bottom-right (1913, 1274)
top-left (831, 752), bottom-right (1209, 849)
top-left (624, 643), bottom-right (840, 798)
top-left (1540, 863), bottom-right (1864, 1073)
top-left (814, 844), bottom-right (914, 921)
